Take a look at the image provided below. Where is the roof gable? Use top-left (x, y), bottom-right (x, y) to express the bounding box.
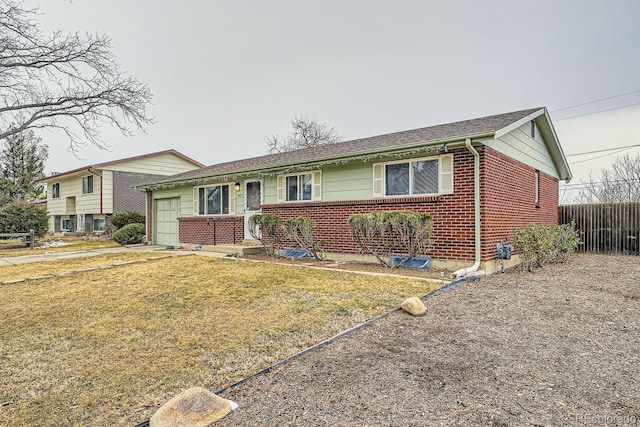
top-left (38, 149), bottom-right (204, 182)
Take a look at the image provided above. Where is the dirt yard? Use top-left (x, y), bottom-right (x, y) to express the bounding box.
top-left (217, 254), bottom-right (639, 426)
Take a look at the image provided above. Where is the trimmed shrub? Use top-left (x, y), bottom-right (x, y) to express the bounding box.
top-left (348, 211), bottom-right (433, 268)
top-left (112, 223), bottom-right (146, 245)
top-left (247, 214), bottom-right (283, 254)
top-left (0, 202), bottom-right (49, 238)
top-left (282, 216), bottom-right (326, 261)
top-left (513, 222), bottom-right (580, 272)
top-left (112, 212), bottom-right (145, 229)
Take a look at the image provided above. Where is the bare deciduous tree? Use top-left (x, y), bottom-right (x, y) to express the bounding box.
top-left (576, 153), bottom-right (640, 203)
top-left (266, 115), bottom-right (341, 153)
top-left (0, 0), bottom-right (153, 153)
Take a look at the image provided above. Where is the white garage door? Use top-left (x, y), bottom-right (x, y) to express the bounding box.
top-left (155, 198), bottom-right (179, 246)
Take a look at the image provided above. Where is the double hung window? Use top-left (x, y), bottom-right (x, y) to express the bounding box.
top-left (198, 184), bottom-right (230, 215)
top-left (82, 175), bottom-right (94, 194)
top-left (52, 183), bottom-right (60, 198)
top-left (373, 154), bottom-right (453, 197)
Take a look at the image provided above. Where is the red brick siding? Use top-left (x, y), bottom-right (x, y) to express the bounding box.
top-left (178, 216), bottom-right (244, 245)
top-left (481, 147), bottom-right (559, 259)
top-left (172, 146), bottom-right (560, 262)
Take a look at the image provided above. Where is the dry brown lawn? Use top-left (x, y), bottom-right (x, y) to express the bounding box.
top-left (0, 238), bottom-right (119, 258)
top-left (0, 252), bottom-right (165, 283)
top-left (0, 254), bottom-right (438, 426)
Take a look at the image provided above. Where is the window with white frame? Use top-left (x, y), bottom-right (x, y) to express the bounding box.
top-left (52, 182), bottom-right (60, 198)
top-left (276, 170), bottom-right (322, 203)
top-left (373, 154), bottom-right (453, 197)
top-left (82, 175), bottom-right (94, 194)
top-left (286, 173), bottom-right (312, 201)
top-left (93, 217), bottom-right (106, 232)
top-left (198, 184), bottom-right (231, 215)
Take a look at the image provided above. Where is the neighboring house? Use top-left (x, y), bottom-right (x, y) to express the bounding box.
top-left (137, 108), bottom-right (572, 273)
top-left (37, 150), bottom-right (204, 235)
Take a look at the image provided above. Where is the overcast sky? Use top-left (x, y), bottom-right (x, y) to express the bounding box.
top-left (26, 0), bottom-right (640, 201)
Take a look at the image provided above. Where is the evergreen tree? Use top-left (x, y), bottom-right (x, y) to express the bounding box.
top-left (0, 129), bottom-right (48, 206)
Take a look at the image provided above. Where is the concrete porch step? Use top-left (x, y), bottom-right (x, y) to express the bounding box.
top-left (184, 243), bottom-right (266, 256)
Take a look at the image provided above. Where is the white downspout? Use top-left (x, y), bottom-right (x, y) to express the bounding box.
top-left (453, 138), bottom-right (481, 278)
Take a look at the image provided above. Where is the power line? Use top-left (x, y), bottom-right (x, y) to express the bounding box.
top-left (569, 147), bottom-right (633, 165)
top-left (555, 101), bottom-right (640, 121)
top-left (566, 144), bottom-right (640, 157)
top-left (550, 89), bottom-right (640, 113)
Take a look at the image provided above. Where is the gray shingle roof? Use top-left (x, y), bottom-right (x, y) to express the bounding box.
top-left (146, 108), bottom-right (542, 186)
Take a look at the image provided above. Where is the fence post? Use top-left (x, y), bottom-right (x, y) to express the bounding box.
top-left (30, 229), bottom-right (34, 249)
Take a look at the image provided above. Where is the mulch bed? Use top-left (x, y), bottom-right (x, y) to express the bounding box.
top-left (216, 254), bottom-right (639, 426)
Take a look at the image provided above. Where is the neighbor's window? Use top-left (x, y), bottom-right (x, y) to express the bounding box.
top-left (93, 217), bottom-right (106, 232)
top-left (198, 184), bottom-right (230, 215)
top-left (82, 175), bottom-right (94, 194)
top-left (286, 173), bottom-right (312, 201)
top-left (385, 158), bottom-right (439, 196)
top-left (61, 218), bottom-right (72, 231)
top-left (52, 182), bottom-right (60, 199)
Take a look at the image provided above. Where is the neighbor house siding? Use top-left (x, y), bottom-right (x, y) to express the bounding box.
top-left (112, 171), bottom-right (167, 214)
top-left (102, 170), bottom-right (113, 213)
top-left (107, 153), bottom-right (200, 175)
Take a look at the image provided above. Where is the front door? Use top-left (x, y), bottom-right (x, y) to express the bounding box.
top-left (244, 180), bottom-right (262, 240)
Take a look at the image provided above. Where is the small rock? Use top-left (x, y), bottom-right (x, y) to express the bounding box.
top-left (150, 386), bottom-right (237, 427)
top-left (401, 296), bottom-right (426, 316)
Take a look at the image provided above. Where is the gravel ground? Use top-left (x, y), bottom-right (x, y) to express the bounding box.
top-left (217, 254), bottom-right (640, 426)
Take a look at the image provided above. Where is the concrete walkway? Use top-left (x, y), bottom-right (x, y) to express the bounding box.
top-left (0, 245), bottom-right (212, 266)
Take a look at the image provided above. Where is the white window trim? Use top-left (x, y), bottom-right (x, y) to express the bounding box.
top-left (193, 183), bottom-right (236, 215)
top-left (374, 154), bottom-right (453, 198)
top-left (77, 213), bottom-right (85, 231)
top-left (276, 170), bottom-right (322, 203)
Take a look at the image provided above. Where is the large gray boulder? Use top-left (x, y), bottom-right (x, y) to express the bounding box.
top-left (150, 386), bottom-right (237, 427)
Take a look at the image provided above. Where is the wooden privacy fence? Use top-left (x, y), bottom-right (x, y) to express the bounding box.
top-left (559, 203), bottom-right (640, 255)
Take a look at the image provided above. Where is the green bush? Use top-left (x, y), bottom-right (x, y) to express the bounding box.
top-left (111, 212), bottom-right (145, 229)
top-left (112, 223), bottom-right (146, 245)
top-left (0, 202), bottom-right (49, 238)
top-left (513, 222), bottom-right (580, 272)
